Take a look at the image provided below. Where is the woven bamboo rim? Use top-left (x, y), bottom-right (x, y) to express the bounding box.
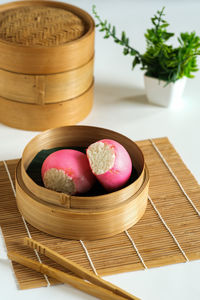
top-left (16, 159), bottom-right (149, 240)
top-left (0, 82), bottom-right (94, 131)
top-left (0, 1), bottom-right (95, 74)
top-left (0, 56), bottom-right (94, 104)
top-left (21, 125), bottom-right (145, 209)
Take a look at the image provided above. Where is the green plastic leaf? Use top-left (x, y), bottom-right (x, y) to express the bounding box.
top-left (121, 31), bottom-right (126, 43)
top-left (130, 49), bottom-right (137, 56)
top-left (125, 38), bottom-right (129, 46)
top-left (123, 48), bottom-right (129, 55)
top-left (161, 23), bottom-right (169, 28)
top-left (114, 38), bottom-right (120, 43)
top-left (112, 26), bottom-right (116, 35)
top-left (132, 56), bottom-right (140, 69)
top-left (104, 33), bottom-right (110, 39)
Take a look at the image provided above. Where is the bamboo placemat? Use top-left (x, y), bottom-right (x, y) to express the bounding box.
top-left (0, 137), bottom-right (200, 290)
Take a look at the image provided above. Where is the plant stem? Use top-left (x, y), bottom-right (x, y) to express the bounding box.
top-left (92, 5), bottom-right (141, 58)
top-left (155, 7), bottom-right (165, 33)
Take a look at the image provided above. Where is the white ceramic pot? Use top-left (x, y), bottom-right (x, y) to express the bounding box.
top-left (144, 74), bottom-right (187, 107)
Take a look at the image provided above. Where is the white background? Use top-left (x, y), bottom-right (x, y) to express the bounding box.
top-left (0, 0), bottom-right (200, 299)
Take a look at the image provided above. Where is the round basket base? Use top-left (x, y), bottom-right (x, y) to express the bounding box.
top-left (0, 82), bottom-right (93, 131)
top-left (16, 160), bottom-right (149, 240)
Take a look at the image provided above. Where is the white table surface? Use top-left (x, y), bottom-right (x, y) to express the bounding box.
top-left (0, 0), bottom-right (200, 299)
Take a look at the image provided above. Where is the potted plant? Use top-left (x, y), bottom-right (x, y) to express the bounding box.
top-left (92, 6), bottom-right (200, 107)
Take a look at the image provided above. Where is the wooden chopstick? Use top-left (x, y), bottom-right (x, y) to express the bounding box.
top-left (8, 251), bottom-right (128, 300)
top-left (24, 237), bottom-right (140, 300)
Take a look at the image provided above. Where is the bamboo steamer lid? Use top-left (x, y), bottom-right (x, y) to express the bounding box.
top-left (0, 1), bottom-right (95, 74)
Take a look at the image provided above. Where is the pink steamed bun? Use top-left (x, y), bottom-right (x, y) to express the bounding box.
top-left (86, 139), bottom-right (132, 192)
top-left (41, 149), bottom-right (95, 195)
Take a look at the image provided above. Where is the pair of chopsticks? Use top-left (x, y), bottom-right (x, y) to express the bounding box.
top-left (8, 237), bottom-right (140, 300)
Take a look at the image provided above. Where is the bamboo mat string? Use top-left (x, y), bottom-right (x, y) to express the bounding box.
top-left (3, 160), bottom-right (51, 287)
top-left (124, 230), bottom-right (148, 269)
top-left (3, 160), bottom-right (16, 198)
top-left (150, 139), bottom-right (200, 217)
top-left (79, 240), bottom-right (98, 275)
top-left (148, 195), bottom-right (189, 262)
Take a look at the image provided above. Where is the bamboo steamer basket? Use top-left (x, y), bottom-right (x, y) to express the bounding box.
top-left (0, 82), bottom-right (94, 131)
top-left (16, 125), bottom-right (149, 240)
top-left (0, 57), bottom-right (94, 104)
top-left (0, 1), bottom-right (95, 131)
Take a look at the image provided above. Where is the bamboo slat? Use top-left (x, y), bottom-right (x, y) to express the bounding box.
top-left (0, 137), bottom-right (200, 290)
